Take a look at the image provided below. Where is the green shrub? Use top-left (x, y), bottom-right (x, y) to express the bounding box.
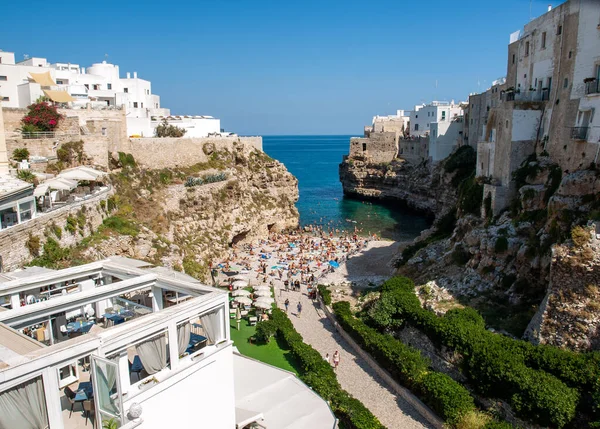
top-left (50, 223), bottom-right (62, 239)
top-left (29, 238), bottom-right (70, 268)
top-left (26, 234), bottom-right (40, 257)
top-left (434, 208), bottom-right (457, 238)
top-left (458, 174), bottom-right (483, 215)
top-left (571, 226), bottom-right (590, 248)
top-left (334, 301), bottom-right (475, 424)
top-left (106, 196), bottom-right (117, 212)
top-left (17, 169), bottom-right (36, 183)
top-left (65, 216), bottom-right (77, 234)
top-left (494, 236), bottom-right (508, 253)
top-left (444, 146), bottom-right (476, 187)
top-left (12, 148), bottom-right (30, 162)
top-left (118, 152), bottom-right (136, 168)
top-left (368, 277), bottom-right (583, 428)
top-left (318, 285), bottom-right (332, 306)
top-left (57, 140), bottom-right (84, 164)
top-left (255, 320), bottom-right (277, 343)
top-left (101, 216), bottom-right (138, 236)
top-left (182, 256), bottom-right (207, 280)
top-left (270, 308), bottom-right (384, 429)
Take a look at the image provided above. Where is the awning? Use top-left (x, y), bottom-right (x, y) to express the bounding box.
top-left (29, 71), bottom-right (56, 87)
top-left (43, 90), bottom-right (75, 103)
top-left (41, 177), bottom-right (78, 191)
top-left (235, 407), bottom-right (264, 429)
top-left (58, 166), bottom-right (106, 181)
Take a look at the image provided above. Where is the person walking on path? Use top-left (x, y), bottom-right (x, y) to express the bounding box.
top-left (297, 302), bottom-right (302, 318)
top-left (284, 298), bottom-right (290, 313)
top-left (332, 350), bottom-right (340, 371)
top-left (323, 353), bottom-right (330, 365)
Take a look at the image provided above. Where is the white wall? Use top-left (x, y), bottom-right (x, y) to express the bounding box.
top-left (429, 119), bottom-right (464, 161)
top-left (511, 110), bottom-right (542, 141)
top-left (126, 346), bottom-right (236, 429)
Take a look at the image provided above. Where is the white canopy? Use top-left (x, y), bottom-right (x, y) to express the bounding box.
top-left (59, 166), bottom-right (107, 181)
top-left (41, 177), bottom-right (78, 191)
top-left (33, 183), bottom-right (50, 197)
top-left (232, 290), bottom-right (251, 297)
top-left (235, 407), bottom-right (264, 429)
top-left (253, 301), bottom-right (271, 309)
top-left (253, 285), bottom-right (270, 291)
top-left (232, 275), bottom-right (249, 281)
top-left (255, 297), bottom-right (274, 305)
top-left (232, 280), bottom-right (249, 287)
top-left (254, 290), bottom-right (272, 297)
top-left (234, 296), bottom-right (252, 305)
top-left (233, 354), bottom-right (336, 429)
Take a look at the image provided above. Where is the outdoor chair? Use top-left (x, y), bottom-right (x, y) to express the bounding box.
top-left (64, 386), bottom-right (83, 417)
top-left (83, 399), bottom-right (94, 426)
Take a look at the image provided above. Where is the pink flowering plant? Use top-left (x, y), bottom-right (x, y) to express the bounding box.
top-left (21, 102), bottom-right (64, 132)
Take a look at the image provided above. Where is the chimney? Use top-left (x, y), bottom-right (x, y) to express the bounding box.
top-left (548, 5), bottom-right (552, 11)
top-left (133, 72), bottom-right (137, 78)
top-left (126, 72), bottom-right (130, 79)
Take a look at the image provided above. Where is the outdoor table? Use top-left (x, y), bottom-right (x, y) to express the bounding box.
top-left (104, 313), bottom-right (126, 325)
top-left (186, 333), bottom-right (208, 354)
top-left (74, 381), bottom-right (93, 401)
top-left (66, 321), bottom-right (94, 334)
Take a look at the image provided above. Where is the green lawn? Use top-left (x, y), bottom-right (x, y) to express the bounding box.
top-left (229, 318), bottom-right (298, 375)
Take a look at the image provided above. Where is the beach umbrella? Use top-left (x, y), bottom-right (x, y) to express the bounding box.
top-left (253, 301), bottom-right (271, 309)
top-left (232, 280), bottom-right (248, 288)
top-left (255, 297), bottom-right (274, 305)
top-left (232, 283), bottom-right (247, 290)
top-left (43, 177), bottom-right (78, 191)
top-left (59, 168), bottom-right (99, 181)
top-left (329, 261), bottom-right (340, 268)
top-left (254, 290), bottom-right (272, 297)
top-left (232, 275), bottom-right (249, 281)
top-left (234, 296), bottom-right (252, 305)
top-left (232, 290), bottom-right (250, 297)
top-left (253, 285), bottom-right (270, 291)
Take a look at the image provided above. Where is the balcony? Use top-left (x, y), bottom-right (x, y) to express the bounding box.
top-left (570, 127), bottom-right (589, 141)
top-left (585, 79), bottom-right (599, 95)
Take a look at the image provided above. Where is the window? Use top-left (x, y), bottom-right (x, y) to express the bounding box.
top-left (362, 143), bottom-right (367, 151)
top-left (525, 41), bottom-right (530, 56)
top-left (569, 51), bottom-right (572, 59)
top-left (541, 32), bottom-right (547, 49)
top-left (512, 54), bottom-right (515, 64)
top-left (1, 97), bottom-right (8, 101)
top-left (0, 76), bottom-right (7, 81)
top-left (56, 80), bottom-right (63, 85)
top-left (141, 103), bottom-right (143, 108)
top-left (415, 124), bottom-right (419, 131)
top-left (470, 119), bottom-right (473, 125)
top-left (564, 77), bottom-right (569, 88)
top-left (107, 83), bottom-right (112, 90)
top-left (101, 127), bottom-right (107, 136)
top-left (415, 114), bottom-right (418, 118)
top-left (506, 120), bottom-right (509, 129)
top-left (557, 25), bottom-right (562, 35)
top-left (441, 111), bottom-right (446, 121)
top-left (133, 102), bottom-right (138, 108)
top-left (84, 84), bottom-right (89, 90)
top-left (124, 88), bottom-right (128, 93)
top-left (93, 84), bottom-right (99, 90)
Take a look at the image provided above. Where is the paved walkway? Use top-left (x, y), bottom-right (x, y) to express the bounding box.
top-left (276, 287), bottom-right (432, 429)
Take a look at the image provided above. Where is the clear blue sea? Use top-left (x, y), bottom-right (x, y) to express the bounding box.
top-left (262, 135), bottom-right (431, 241)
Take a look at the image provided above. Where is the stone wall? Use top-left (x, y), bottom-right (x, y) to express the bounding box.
top-left (6, 135), bottom-right (110, 169)
top-left (0, 187), bottom-right (113, 272)
top-left (126, 136), bottom-right (263, 169)
top-left (398, 137), bottom-right (429, 164)
top-left (349, 133), bottom-right (397, 164)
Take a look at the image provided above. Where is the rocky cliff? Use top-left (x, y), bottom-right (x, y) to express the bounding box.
top-left (38, 142), bottom-right (299, 281)
top-left (339, 156), bottom-right (456, 219)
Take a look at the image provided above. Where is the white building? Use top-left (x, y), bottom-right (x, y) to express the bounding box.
top-left (429, 116), bottom-right (464, 161)
top-left (0, 257), bottom-right (336, 429)
top-left (409, 101), bottom-right (464, 137)
top-left (151, 115), bottom-right (222, 138)
top-left (0, 175), bottom-right (36, 230)
top-left (0, 51), bottom-right (174, 137)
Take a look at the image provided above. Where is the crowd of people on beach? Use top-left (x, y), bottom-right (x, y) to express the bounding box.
top-left (215, 225), bottom-right (376, 295)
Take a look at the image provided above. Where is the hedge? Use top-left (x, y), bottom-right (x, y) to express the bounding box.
top-left (367, 277), bottom-right (583, 428)
top-left (333, 301), bottom-right (474, 425)
top-left (318, 284), bottom-right (332, 306)
top-left (270, 309), bottom-right (385, 429)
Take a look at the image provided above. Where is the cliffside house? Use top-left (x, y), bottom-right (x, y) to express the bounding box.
top-left (467, 0), bottom-right (600, 215)
top-left (0, 174), bottom-right (36, 230)
top-left (0, 257), bottom-right (336, 429)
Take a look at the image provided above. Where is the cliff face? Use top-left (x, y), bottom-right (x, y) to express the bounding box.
top-left (82, 144), bottom-right (299, 279)
top-left (339, 157), bottom-right (456, 218)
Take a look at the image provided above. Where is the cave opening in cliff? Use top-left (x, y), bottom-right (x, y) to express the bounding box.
top-left (231, 231), bottom-right (249, 246)
top-left (267, 223), bottom-right (275, 232)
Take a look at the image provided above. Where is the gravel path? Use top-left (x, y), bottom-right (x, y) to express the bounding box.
top-left (276, 286), bottom-right (431, 429)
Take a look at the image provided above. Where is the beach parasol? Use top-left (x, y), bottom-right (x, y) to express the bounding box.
top-left (254, 290), bottom-right (272, 297)
top-left (255, 297), bottom-right (274, 305)
top-left (328, 261), bottom-right (340, 268)
top-left (253, 301), bottom-right (271, 309)
top-left (232, 280), bottom-right (249, 288)
top-left (253, 285), bottom-right (270, 291)
top-left (232, 275), bottom-right (249, 281)
top-left (232, 290), bottom-right (251, 297)
top-left (233, 296), bottom-right (252, 305)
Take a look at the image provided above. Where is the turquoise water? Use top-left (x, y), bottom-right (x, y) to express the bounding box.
top-left (262, 135), bottom-right (431, 241)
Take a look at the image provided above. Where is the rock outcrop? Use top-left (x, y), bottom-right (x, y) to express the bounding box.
top-left (339, 157), bottom-right (455, 218)
top-left (83, 144), bottom-right (299, 280)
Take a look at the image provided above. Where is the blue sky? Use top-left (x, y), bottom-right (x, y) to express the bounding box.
top-left (1, 0), bottom-right (556, 135)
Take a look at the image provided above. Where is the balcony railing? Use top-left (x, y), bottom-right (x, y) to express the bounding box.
top-left (585, 80), bottom-right (599, 95)
top-left (570, 127), bottom-right (589, 141)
